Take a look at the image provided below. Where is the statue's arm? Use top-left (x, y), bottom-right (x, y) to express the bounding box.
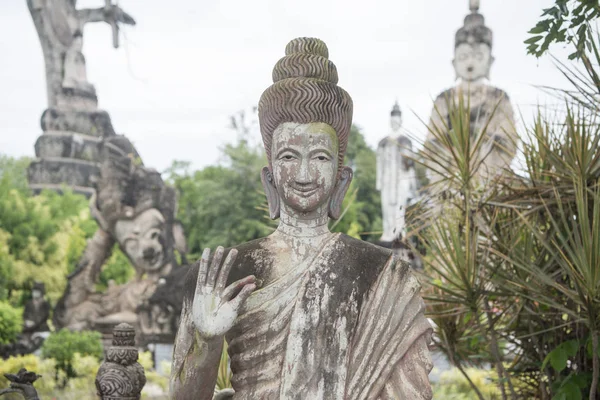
top-left (378, 334), bottom-right (433, 400)
top-left (376, 144), bottom-right (383, 191)
top-left (490, 96), bottom-right (518, 159)
top-left (170, 297), bottom-right (222, 400)
top-left (53, 228), bottom-right (114, 328)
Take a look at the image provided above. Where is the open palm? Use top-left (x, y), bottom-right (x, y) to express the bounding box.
top-left (192, 246), bottom-right (256, 339)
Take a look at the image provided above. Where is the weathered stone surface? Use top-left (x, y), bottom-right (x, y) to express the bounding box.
top-left (170, 37), bottom-right (433, 400)
top-left (40, 108), bottom-right (116, 137)
top-left (34, 131), bottom-right (102, 161)
top-left (96, 323), bottom-right (146, 400)
top-left (28, 157), bottom-right (99, 189)
top-left (376, 102), bottom-right (417, 242)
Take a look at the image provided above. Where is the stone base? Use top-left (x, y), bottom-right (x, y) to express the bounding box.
top-left (41, 108), bottom-right (115, 138)
top-left (35, 131), bottom-right (102, 161)
top-left (29, 183), bottom-right (95, 198)
top-left (27, 157), bottom-right (99, 193)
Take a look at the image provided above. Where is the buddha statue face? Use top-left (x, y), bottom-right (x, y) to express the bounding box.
top-left (453, 42), bottom-right (493, 82)
top-left (270, 122), bottom-right (339, 215)
top-left (114, 208), bottom-right (167, 273)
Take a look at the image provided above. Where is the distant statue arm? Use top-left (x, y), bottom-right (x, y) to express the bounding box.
top-left (77, 6), bottom-right (136, 26)
top-left (376, 144), bottom-right (383, 191)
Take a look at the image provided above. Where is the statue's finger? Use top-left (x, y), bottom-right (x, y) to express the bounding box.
top-left (206, 246), bottom-right (225, 289)
top-left (228, 283), bottom-right (256, 311)
top-left (221, 275), bottom-right (255, 301)
top-left (216, 249), bottom-right (238, 291)
top-left (195, 248), bottom-right (211, 296)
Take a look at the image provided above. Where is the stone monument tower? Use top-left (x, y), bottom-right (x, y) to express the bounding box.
top-left (376, 101), bottom-right (417, 243)
top-left (425, 0), bottom-right (517, 186)
top-left (26, 0), bottom-right (136, 196)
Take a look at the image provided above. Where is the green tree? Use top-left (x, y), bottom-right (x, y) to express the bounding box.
top-left (527, 0), bottom-right (599, 59)
top-left (0, 301), bottom-right (22, 345)
top-left (335, 125), bottom-right (382, 241)
top-left (0, 156), bottom-right (103, 303)
top-left (166, 140), bottom-right (275, 258)
top-left (41, 329), bottom-right (103, 386)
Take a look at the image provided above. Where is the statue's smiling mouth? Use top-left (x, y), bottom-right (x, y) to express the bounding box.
top-left (290, 184), bottom-right (319, 197)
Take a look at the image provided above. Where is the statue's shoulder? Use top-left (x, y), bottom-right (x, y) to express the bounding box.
top-left (229, 237), bottom-right (273, 284)
top-left (336, 234), bottom-right (393, 285)
top-left (180, 237), bottom-right (272, 301)
top-left (435, 87), bottom-right (456, 102)
top-left (337, 234), bottom-right (391, 257)
top-left (489, 86), bottom-right (510, 101)
top-left (377, 137), bottom-right (389, 148)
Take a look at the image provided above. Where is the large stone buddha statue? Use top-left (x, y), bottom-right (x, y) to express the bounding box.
top-left (170, 38), bottom-right (433, 400)
top-left (425, 0), bottom-right (517, 186)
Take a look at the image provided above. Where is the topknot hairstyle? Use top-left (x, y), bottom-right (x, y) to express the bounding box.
top-left (258, 38), bottom-right (353, 170)
top-left (455, 11), bottom-right (492, 49)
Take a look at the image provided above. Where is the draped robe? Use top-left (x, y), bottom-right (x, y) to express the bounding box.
top-left (173, 233), bottom-right (433, 399)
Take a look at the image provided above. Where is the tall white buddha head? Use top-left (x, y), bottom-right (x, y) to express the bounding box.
top-left (452, 0), bottom-right (494, 82)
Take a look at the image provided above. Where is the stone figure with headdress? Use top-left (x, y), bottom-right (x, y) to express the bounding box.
top-left (425, 0), bottom-right (518, 187)
top-left (170, 37), bottom-right (433, 400)
top-left (53, 136), bottom-right (188, 338)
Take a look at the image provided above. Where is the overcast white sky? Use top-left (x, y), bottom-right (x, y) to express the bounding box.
top-left (0, 0), bottom-right (573, 172)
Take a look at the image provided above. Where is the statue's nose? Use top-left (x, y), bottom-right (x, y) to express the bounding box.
top-left (295, 159), bottom-right (312, 184)
top-left (143, 247), bottom-right (156, 260)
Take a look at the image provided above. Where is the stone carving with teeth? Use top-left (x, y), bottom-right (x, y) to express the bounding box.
top-left (53, 136), bottom-right (187, 337)
top-left (170, 37), bottom-right (433, 400)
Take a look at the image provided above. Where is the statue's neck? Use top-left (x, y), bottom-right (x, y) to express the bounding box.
top-left (389, 128), bottom-right (403, 139)
top-left (456, 77), bottom-right (490, 88)
top-left (277, 206), bottom-right (331, 238)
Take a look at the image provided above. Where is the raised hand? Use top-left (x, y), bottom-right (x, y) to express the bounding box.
top-left (192, 247), bottom-right (256, 339)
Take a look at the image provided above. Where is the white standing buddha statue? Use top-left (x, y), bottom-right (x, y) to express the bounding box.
top-left (376, 102), bottom-right (417, 243)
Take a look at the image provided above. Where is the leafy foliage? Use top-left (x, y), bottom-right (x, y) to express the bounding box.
top-left (337, 125), bottom-right (382, 241)
top-left (41, 329), bottom-right (103, 384)
top-left (0, 302), bottom-right (22, 345)
top-left (527, 0), bottom-right (600, 59)
top-left (432, 367), bottom-right (501, 400)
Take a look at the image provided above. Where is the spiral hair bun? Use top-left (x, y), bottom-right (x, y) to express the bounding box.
top-left (259, 37), bottom-right (353, 169)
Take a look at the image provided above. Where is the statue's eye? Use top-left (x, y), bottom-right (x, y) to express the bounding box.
top-left (281, 154), bottom-right (294, 161)
top-left (313, 154), bottom-right (330, 161)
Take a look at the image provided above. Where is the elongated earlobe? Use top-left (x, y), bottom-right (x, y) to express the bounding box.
top-left (329, 166), bottom-right (353, 219)
top-left (261, 166), bottom-right (280, 219)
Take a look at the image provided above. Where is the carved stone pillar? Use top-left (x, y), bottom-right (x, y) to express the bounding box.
top-left (95, 323), bottom-right (146, 400)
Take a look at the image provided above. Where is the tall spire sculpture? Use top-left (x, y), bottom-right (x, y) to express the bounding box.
top-left (26, 0), bottom-right (136, 196)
